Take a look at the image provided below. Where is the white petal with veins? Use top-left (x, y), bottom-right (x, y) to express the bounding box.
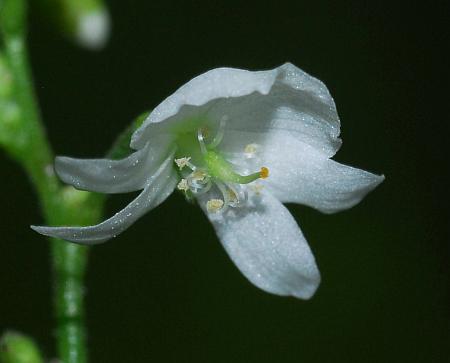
top-left (205, 192), bottom-right (320, 299)
top-left (131, 63), bottom-right (341, 156)
top-left (258, 131), bottom-right (384, 213)
top-left (31, 151), bottom-right (177, 244)
top-left (55, 136), bottom-right (172, 194)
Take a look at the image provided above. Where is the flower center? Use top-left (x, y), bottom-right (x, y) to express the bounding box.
top-left (174, 118), bottom-right (268, 213)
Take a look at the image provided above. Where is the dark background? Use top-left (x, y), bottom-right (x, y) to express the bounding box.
top-left (1, 1), bottom-right (448, 362)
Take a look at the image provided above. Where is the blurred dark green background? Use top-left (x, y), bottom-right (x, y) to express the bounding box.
top-left (1, 1), bottom-right (448, 362)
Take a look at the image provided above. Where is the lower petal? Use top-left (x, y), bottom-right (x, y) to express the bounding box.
top-left (204, 192), bottom-right (320, 299)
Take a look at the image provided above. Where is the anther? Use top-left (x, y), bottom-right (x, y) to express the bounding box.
top-left (192, 169), bottom-right (207, 181)
top-left (174, 157), bottom-right (192, 170)
top-left (227, 189), bottom-right (238, 203)
top-left (225, 184), bottom-right (247, 208)
top-left (187, 168), bottom-right (211, 195)
top-left (250, 183), bottom-right (264, 195)
top-left (244, 143), bottom-right (259, 158)
top-left (206, 199), bottom-right (224, 213)
top-left (177, 179), bottom-right (189, 192)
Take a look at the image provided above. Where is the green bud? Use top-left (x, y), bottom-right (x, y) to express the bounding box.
top-left (0, 331), bottom-right (44, 363)
top-left (38, 0), bottom-right (111, 50)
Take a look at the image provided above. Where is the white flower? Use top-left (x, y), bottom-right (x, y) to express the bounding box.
top-left (32, 63), bottom-right (384, 299)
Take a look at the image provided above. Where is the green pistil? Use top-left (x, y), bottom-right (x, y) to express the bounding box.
top-left (204, 150), bottom-right (267, 184)
top-left (174, 121), bottom-right (269, 188)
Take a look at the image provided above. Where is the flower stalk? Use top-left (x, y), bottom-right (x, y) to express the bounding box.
top-left (1, 1), bottom-right (113, 361)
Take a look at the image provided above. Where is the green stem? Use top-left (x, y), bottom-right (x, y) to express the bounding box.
top-left (2, 8), bottom-right (103, 363)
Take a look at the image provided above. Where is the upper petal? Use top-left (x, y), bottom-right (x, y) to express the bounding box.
top-left (131, 63), bottom-right (341, 157)
top-left (204, 192), bottom-right (321, 299)
top-left (55, 136), bottom-right (172, 194)
top-left (257, 130), bottom-right (384, 213)
top-left (31, 151), bottom-right (177, 244)
top-left (130, 67), bottom-right (277, 149)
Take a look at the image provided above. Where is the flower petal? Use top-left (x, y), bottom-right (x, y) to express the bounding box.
top-left (31, 151), bottom-right (177, 244)
top-left (55, 137), bottom-right (172, 193)
top-left (256, 131), bottom-right (384, 213)
top-left (204, 192), bottom-right (320, 299)
top-left (131, 63), bottom-right (341, 157)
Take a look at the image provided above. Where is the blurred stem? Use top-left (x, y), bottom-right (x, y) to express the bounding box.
top-left (1, 2), bottom-right (104, 362)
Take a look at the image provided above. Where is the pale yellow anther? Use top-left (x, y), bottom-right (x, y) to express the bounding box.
top-left (192, 169), bottom-right (207, 181)
top-left (174, 156), bottom-right (191, 170)
top-left (244, 143), bottom-right (259, 157)
top-left (250, 183), bottom-right (264, 195)
top-left (227, 189), bottom-right (238, 203)
top-left (177, 178), bottom-right (189, 192)
top-left (206, 199), bottom-right (224, 213)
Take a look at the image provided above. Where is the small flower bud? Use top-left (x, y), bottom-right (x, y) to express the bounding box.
top-left (37, 0), bottom-right (111, 50)
top-left (0, 331), bottom-right (44, 363)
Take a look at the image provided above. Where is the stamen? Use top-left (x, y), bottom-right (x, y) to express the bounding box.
top-left (244, 143), bottom-right (259, 158)
top-left (176, 117), bottom-right (267, 212)
top-left (201, 127), bottom-right (209, 138)
top-left (215, 181), bottom-right (231, 207)
top-left (174, 156), bottom-right (193, 170)
top-left (206, 199), bottom-right (224, 213)
top-left (192, 169), bottom-right (207, 181)
top-left (225, 183), bottom-right (247, 208)
top-left (177, 179), bottom-right (189, 192)
top-left (250, 183), bottom-right (264, 195)
top-left (187, 168), bottom-right (212, 195)
top-left (227, 189), bottom-right (238, 204)
top-left (197, 116), bottom-right (228, 154)
top-left (208, 116), bottom-right (227, 149)
top-left (197, 128), bottom-right (208, 154)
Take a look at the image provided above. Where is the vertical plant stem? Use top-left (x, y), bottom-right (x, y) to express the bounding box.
top-left (2, 13), bottom-right (103, 363)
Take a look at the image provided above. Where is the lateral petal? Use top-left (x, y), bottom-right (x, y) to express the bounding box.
top-left (204, 192), bottom-right (321, 299)
top-left (31, 152), bottom-right (177, 244)
top-left (258, 131), bottom-right (384, 213)
top-left (55, 137), bottom-right (172, 193)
